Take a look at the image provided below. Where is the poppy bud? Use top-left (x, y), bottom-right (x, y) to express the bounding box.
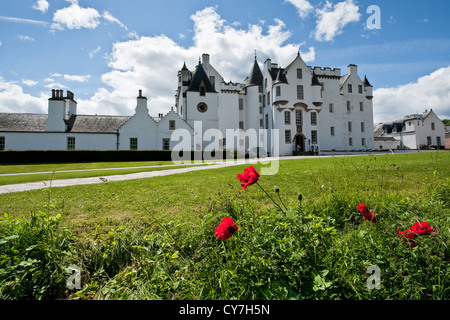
top-left (274, 186), bottom-right (280, 193)
top-left (298, 193), bottom-right (303, 202)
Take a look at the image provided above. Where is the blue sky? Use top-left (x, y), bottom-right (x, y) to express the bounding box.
top-left (0, 0), bottom-right (449, 123)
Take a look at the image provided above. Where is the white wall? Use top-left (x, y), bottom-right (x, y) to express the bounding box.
top-left (1, 132), bottom-right (117, 151)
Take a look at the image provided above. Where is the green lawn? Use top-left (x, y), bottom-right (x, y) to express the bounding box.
top-left (0, 151), bottom-right (449, 300)
top-left (0, 161), bottom-right (212, 185)
top-left (0, 152), bottom-right (448, 232)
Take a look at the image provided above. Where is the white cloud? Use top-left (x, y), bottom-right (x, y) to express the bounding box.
top-left (0, 15), bottom-right (48, 26)
top-left (373, 66), bottom-right (450, 123)
top-left (17, 35), bottom-right (35, 42)
top-left (63, 74), bottom-right (91, 82)
top-left (50, 1), bottom-right (128, 32)
top-left (313, 0), bottom-right (361, 42)
top-left (22, 79), bottom-right (38, 86)
top-left (89, 46), bottom-right (102, 59)
top-left (0, 77), bottom-right (47, 113)
top-left (0, 41), bottom-right (2, 47)
top-left (284, 0), bottom-right (314, 18)
top-left (32, 0), bottom-right (49, 13)
top-left (51, 1), bottom-right (101, 30)
top-left (74, 7), bottom-right (314, 116)
top-left (102, 11), bottom-right (128, 30)
top-left (0, 7), bottom-right (314, 117)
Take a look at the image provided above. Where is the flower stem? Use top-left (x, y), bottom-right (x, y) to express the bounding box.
top-left (277, 192), bottom-right (289, 212)
top-left (256, 182), bottom-right (285, 213)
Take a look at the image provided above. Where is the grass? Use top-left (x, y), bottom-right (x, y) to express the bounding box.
top-left (0, 151), bottom-right (449, 300)
top-left (0, 161), bottom-right (212, 185)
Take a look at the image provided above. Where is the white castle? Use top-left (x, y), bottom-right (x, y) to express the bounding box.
top-left (0, 53), bottom-right (375, 156)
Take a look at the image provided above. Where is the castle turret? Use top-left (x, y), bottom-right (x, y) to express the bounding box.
top-left (364, 75), bottom-right (373, 100)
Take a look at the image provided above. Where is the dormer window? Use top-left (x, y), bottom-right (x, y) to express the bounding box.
top-left (199, 81), bottom-right (206, 96)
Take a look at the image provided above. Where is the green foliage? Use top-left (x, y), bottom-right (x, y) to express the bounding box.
top-left (0, 153), bottom-right (449, 300)
top-left (0, 212), bottom-right (75, 299)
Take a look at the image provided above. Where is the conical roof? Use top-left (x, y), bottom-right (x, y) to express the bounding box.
top-left (245, 58), bottom-right (263, 87)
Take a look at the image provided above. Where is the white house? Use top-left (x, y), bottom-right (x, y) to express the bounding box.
top-left (374, 109), bottom-right (446, 150)
top-left (0, 53), bottom-right (375, 156)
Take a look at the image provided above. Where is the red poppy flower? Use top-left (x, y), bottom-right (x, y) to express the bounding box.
top-left (397, 229), bottom-right (417, 248)
top-left (410, 222), bottom-right (436, 236)
top-left (357, 203), bottom-right (377, 223)
top-left (237, 166), bottom-right (260, 190)
top-left (214, 217), bottom-right (239, 241)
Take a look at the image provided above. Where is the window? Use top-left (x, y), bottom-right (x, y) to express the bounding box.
top-left (199, 83), bottom-right (206, 96)
top-left (265, 114), bottom-right (269, 129)
top-left (259, 106), bottom-right (263, 114)
top-left (348, 122), bottom-right (353, 132)
top-left (0, 136), bottom-right (4, 151)
top-left (437, 136), bottom-right (441, 147)
top-left (169, 120), bottom-right (176, 130)
top-left (296, 110), bottom-right (302, 126)
top-left (267, 91), bottom-right (270, 105)
top-left (330, 127), bottom-right (335, 136)
top-left (349, 138), bottom-right (353, 146)
top-left (265, 78), bottom-right (267, 88)
top-left (284, 111), bottom-right (291, 125)
top-left (427, 136), bottom-right (432, 145)
top-left (239, 121), bottom-right (244, 130)
top-left (431, 122), bottom-right (435, 130)
top-left (360, 102), bottom-right (364, 111)
top-left (130, 138), bottom-right (138, 150)
top-left (329, 103), bottom-right (334, 113)
top-left (259, 95), bottom-right (262, 103)
top-left (239, 98), bottom-right (244, 110)
top-left (67, 137), bottom-right (75, 150)
top-left (311, 131), bottom-right (318, 144)
top-left (285, 130), bottom-right (291, 144)
top-left (348, 84), bottom-right (352, 93)
top-left (362, 138), bottom-right (366, 147)
top-left (311, 112), bottom-right (317, 126)
top-left (262, 95), bottom-right (265, 106)
top-left (297, 85), bottom-right (304, 100)
top-left (358, 85), bottom-right (363, 94)
top-left (347, 101), bottom-right (351, 111)
top-left (163, 138), bottom-right (170, 150)
top-left (297, 68), bottom-right (302, 79)
top-left (276, 86), bottom-right (281, 97)
top-left (361, 122), bottom-right (365, 133)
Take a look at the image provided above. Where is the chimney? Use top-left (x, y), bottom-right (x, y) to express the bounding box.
top-left (202, 53), bottom-right (210, 66)
top-left (348, 64), bottom-right (358, 76)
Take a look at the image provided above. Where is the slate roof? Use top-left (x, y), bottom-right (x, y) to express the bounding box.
top-left (67, 115), bottom-right (131, 133)
top-left (245, 58), bottom-right (263, 87)
top-left (269, 67), bottom-right (287, 84)
top-left (0, 113), bottom-right (131, 134)
top-left (187, 63), bottom-right (216, 93)
top-left (0, 113), bottom-right (47, 132)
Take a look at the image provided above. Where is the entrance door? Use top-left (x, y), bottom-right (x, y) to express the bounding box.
top-left (295, 134), bottom-right (305, 153)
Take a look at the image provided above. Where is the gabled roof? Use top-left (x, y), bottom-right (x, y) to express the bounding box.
top-left (0, 113), bottom-right (47, 132)
top-left (187, 63), bottom-right (216, 93)
top-left (245, 58), bottom-right (263, 87)
top-left (0, 113), bottom-right (131, 134)
top-left (67, 115), bottom-right (131, 133)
